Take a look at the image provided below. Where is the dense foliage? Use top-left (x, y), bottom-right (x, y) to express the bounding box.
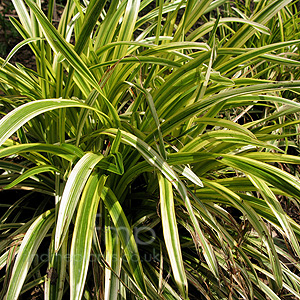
top-left (1, 0), bottom-right (300, 299)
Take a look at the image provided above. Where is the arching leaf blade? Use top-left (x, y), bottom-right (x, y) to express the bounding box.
top-left (0, 99), bottom-right (110, 147)
top-left (55, 152), bottom-right (104, 251)
top-left (4, 165), bottom-right (60, 190)
top-left (101, 187), bottom-right (147, 295)
top-left (158, 173), bottom-right (188, 299)
top-left (5, 210), bottom-right (55, 300)
top-left (248, 175), bottom-right (300, 257)
top-left (70, 173), bottom-right (107, 300)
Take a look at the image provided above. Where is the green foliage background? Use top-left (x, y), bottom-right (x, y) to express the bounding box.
top-left (1, 0), bottom-right (300, 299)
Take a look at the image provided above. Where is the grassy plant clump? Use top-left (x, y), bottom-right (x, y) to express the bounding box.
top-left (1, 0), bottom-right (300, 299)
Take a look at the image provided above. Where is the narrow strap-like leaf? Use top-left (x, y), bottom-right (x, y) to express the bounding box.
top-left (220, 154), bottom-right (300, 199)
top-left (126, 82), bottom-right (167, 159)
top-left (70, 173), bottom-right (107, 300)
top-left (25, 0), bottom-right (120, 125)
top-left (101, 187), bottom-right (147, 295)
top-left (44, 230), bottom-right (68, 300)
top-left (5, 209), bottom-right (55, 300)
top-left (100, 129), bottom-right (218, 278)
top-left (74, 0), bottom-right (107, 54)
top-left (104, 212), bottom-right (121, 300)
top-left (158, 173), bottom-right (188, 299)
top-left (98, 153), bottom-right (124, 175)
top-left (4, 165), bottom-right (60, 189)
top-left (217, 40), bottom-right (300, 74)
top-left (248, 175), bottom-right (300, 257)
top-left (2, 37), bottom-right (44, 67)
top-left (55, 152), bottom-right (104, 251)
top-left (0, 143), bottom-right (83, 161)
top-left (203, 179), bottom-right (283, 289)
top-left (11, 0), bottom-right (32, 34)
top-left (0, 99), bottom-right (110, 147)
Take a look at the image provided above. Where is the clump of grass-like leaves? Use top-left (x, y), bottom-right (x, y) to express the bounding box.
top-left (1, 0), bottom-right (300, 299)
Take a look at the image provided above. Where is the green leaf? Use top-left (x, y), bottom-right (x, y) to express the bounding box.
top-left (222, 0), bottom-right (293, 49)
top-left (248, 175), bottom-right (300, 257)
top-left (220, 154), bottom-right (300, 199)
top-left (74, 0), bottom-right (107, 54)
top-left (0, 143), bottom-right (83, 161)
top-left (126, 82), bottom-right (167, 159)
top-left (110, 129), bottom-right (122, 154)
top-left (179, 130), bottom-right (281, 153)
top-left (203, 179), bottom-right (283, 289)
top-left (44, 230), bottom-right (68, 300)
top-left (100, 129), bottom-right (218, 278)
top-left (158, 173), bottom-right (188, 299)
top-left (5, 209), bottom-right (55, 300)
top-left (0, 99), bottom-right (111, 147)
top-left (101, 187), bottom-right (147, 295)
top-left (194, 117), bottom-right (256, 138)
top-left (104, 212), bottom-right (121, 300)
top-left (70, 173), bottom-right (107, 300)
top-left (173, 0), bottom-right (213, 41)
top-left (0, 63), bottom-right (41, 97)
top-left (150, 81), bottom-right (300, 139)
top-left (114, 0), bottom-right (140, 59)
top-left (11, 0), bottom-right (32, 35)
top-left (24, 0), bottom-right (120, 125)
top-left (2, 37), bottom-right (44, 68)
top-left (24, 0), bottom-right (94, 84)
top-left (172, 164), bottom-right (203, 187)
top-left (210, 71), bottom-right (235, 86)
top-left (4, 165), bottom-right (60, 189)
top-left (91, 55), bottom-right (181, 70)
top-left (188, 17), bottom-right (271, 41)
top-left (98, 153), bottom-right (124, 175)
top-left (217, 40), bottom-right (300, 74)
top-left (55, 152), bottom-right (104, 251)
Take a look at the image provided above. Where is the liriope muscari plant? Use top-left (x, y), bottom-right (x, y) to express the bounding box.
top-left (1, 0), bottom-right (300, 299)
